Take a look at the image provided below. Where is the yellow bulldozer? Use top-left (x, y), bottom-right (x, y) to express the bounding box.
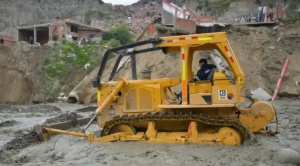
top-left (34, 32), bottom-right (277, 145)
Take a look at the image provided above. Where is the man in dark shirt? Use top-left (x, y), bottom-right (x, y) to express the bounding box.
top-left (176, 58), bottom-right (216, 103)
top-left (191, 58), bottom-right (216, 82)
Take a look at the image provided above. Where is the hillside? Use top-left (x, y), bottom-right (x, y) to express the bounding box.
top-left (0, 41), bottom-right (104, 104)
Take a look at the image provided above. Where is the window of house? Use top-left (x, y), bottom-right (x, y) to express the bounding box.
top-left (89, 34), bottom-right (96, 38)
top-left (71, 25), bottom-right (78, 33)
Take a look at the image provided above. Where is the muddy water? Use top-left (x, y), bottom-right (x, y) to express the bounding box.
top-left (0, 101), bottom-right (299, 166)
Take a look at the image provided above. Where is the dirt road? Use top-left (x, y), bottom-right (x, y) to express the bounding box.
top-left (0, 100), bottom-right (299, 166)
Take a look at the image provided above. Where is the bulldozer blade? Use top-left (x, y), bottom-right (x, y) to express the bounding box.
top-left (34, 117), bottom-right (93, 141)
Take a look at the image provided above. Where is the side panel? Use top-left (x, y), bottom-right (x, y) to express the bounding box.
top-left (189, 82), bottom-right (211, 94)
top-left (212, 85), bottom-right (238, 104)
top-left (123, 85), bottom-right (160, 113)
top-left (190, 93), bottom-right (212, 105)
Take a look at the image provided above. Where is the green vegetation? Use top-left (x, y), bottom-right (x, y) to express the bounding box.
top-left (103, 26), bottom-right (133, 46)
top-left (205, 0), bottom-right (209, 7)
top-left (61, 39), bottom-right (95, 67)
top-left (255, 0), bottom-right (262, 6)
top-left (107, 39), bottom-right (121, 47)
top-left (207, 0), bottom-right (235, 10)
top-left (47, 80), bottom-right (61, 100)
top-left (43, 40), bottom-right (104, 101)
top-left (285, 0), bottom-right (300, 19)
top-left (146, 11), bottom-right (156, 17)
top-left (84, 10), bottom-right (105, 24)
top-left (45, 61), bottom-right (68, 78)
top-left (196, 0), bottom-right (236, 12)
top-left (43, 40), bottom-right (99, 79)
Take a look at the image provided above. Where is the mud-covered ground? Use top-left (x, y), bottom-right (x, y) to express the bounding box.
top-left (0, 100), bottom-right (299, 166)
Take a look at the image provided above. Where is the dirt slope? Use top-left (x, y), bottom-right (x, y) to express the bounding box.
top-left (228, 22), bottom-right (300, 95)
top-left (0, 43), bottom-right (49, 104)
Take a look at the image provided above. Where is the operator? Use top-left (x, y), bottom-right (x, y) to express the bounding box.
top-left (176, 58), bottom-right (216, 103)
top-left (191, 58), bottom-right (216, 82)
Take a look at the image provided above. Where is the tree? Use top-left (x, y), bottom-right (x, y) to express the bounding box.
top-left (108, 39), bottom-right (121, 47)
top-left (146, 11), bottom-right (151, 16)
top-left (103, 26), bottom-right (133, 45)
top-left (103, 31), bottom-right (113, 40)
top-left (98, 0), bottom-right (104, 5)
top-left (205, 0), bottom-right (209, 7)
top-left (255, 0), bottom-right (261, 6)
top-left (268, 3), bottom-right (274, 9)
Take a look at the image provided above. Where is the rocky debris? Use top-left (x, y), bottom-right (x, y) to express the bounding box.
top-left (250, 87), bottom-right (272, 100)
top-left (0, 130), bottom-right (39, 164)
top-left (26, 105), bottom-right (61, 114)
top-left (76, 106), bottom-right (97, 112)
top-left (268, 46), bottom-right (275, 50)
top-left (51, 151), bottom-right (65, 161)
top-left (156, 24), bottom-right (189, 36)
top-left (12, 155), bottom-right (31, 164)
top-left (3, 131), bottom-right (39, 150)
top-left (0, 104), bottom-right (61, 114)
top-left (272, 148), bottom-right (300, 165)
top-left (243, 134), bottom-right (260, 146)
top-left (56, 92), bottom-right (68, 103)
top-left (0, 120), bottom-right (17, 127)
top-left (43, 112), bottom-right (83, 124)
top-left (0, 105), bottom-right (22, 113)
top-left (0, 111), bottom-right (83, 163)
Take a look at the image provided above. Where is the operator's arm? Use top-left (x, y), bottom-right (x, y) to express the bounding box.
top-left (193, 69), bottom-right (208, 81)
top-left (206, 64), bottom-right (216, 69)
top-left (193, 64), bottom-right (216, 81)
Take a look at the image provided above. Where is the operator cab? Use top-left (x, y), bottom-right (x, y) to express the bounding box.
top-left (186, 50), bottom-right (237, 106)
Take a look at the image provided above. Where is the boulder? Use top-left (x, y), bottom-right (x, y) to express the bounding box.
top-left (272, 148), bottom-right (300, 165)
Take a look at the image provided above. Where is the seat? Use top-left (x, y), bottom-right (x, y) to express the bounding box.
top-left (207, 68), bottom-right (215, 85)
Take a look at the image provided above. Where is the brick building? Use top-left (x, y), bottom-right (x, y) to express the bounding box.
top-left (17, 19), bottom-right (104, 46)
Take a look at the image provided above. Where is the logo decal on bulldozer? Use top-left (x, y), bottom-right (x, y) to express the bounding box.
top-left (219, 90), bottom-right (227, 100)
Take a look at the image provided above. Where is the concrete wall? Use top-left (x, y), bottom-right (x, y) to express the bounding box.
top-left (64, 24), bottom-right (103, 39)
top-left (162, 10), bottom-right (174, 25)
top-left (64, 24), bottom-right (73, 35)
top-left (49, 24), bottom-right (64, 41)
top-left (65, 24), bottom-right (80, 38)
top-left (78, 30), bottom-right (102, 38)
top-left (176, 18), bottom-right (196, 33)
top-left (276, 3), bottom-right (286, 19)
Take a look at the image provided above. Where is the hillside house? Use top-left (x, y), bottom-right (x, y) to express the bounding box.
top-left (17, 19), bottom-right (104, 46)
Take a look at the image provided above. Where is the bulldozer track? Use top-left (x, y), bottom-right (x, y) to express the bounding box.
top-left (101, 112), bottom-right (250, 142)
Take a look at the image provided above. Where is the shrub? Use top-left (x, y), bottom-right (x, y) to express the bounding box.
top-left (103, 26), bottom-right (133, 45)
